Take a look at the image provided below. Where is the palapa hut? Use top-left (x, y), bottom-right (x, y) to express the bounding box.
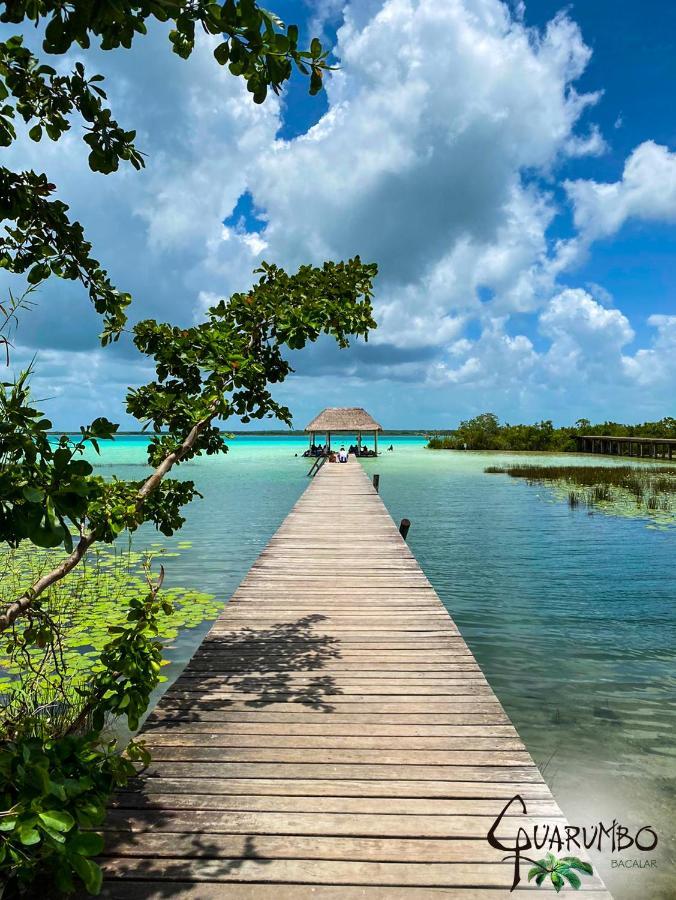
top-left (305, 407), bottom-right (383, 456)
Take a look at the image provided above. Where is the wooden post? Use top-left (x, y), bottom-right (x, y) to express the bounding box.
top-left (373, 474), bottom-right (380, 492)
top-left (358, 432), bottom-right (362, 455)
top-left (309, 432), bottom-right (314, 452)
top-left (327, 431), bottom-right (331, 452)
top-left (399, 518), bottom-right (411, 540)
top-left (374, 430), bottom-right (379, 456)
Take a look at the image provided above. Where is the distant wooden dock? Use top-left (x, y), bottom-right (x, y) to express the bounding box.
top-left (99, 462), bottom-right (611, 898)
top-left (576, 434), bottom-right (676, 459)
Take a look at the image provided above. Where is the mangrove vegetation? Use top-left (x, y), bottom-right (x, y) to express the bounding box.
top-left (427, 412), bottom-right (676, 452)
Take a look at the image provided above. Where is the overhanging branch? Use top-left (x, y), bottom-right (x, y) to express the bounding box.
top-left (0, 407), bottom-right (217, 633)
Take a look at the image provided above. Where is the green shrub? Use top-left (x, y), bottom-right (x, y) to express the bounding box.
top-left (0, 729), bottom-right (145, 895)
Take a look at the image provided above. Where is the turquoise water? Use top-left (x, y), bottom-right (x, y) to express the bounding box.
top-left (90, 434), bottom-right (674, 899)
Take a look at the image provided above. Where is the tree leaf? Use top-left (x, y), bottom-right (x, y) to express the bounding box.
top-left (214, 42), bottom-right (229, 65)
top-left (528, 865), bottom-right (545, 881)
top-left (22, 486), bottom-right (44, 503)
top-left (563, 869), bottom-right (582, 889)
top-left (561, 857), bottom-right (594, 876)
top-left (39, 810), bottom-right (75, 833)
top-left (71, 830), bottom-right (104, 857)
top-left (19, 825), bottom-right (41, 845)
top-left (551, 872), bottom-right (565, 893)
top-left (71, 853), bottom-right (103, 894)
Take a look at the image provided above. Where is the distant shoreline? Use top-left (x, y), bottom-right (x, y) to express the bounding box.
top-left (48, 430), bottom-right (432, 437)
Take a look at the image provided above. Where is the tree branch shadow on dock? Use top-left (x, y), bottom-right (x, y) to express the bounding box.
top-left (88, 614), bottom-right (345, 897)
top-left (94, 833), bottom-right (271, 899)
top-left (144, 613), bottom-right (343, 727)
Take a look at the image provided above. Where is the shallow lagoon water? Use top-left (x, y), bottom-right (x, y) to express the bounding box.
top-left (90, 434), bottom-right (675, 899)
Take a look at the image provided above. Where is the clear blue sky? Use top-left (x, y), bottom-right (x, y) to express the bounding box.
top-left (4, 0), bottom-right (676, 429)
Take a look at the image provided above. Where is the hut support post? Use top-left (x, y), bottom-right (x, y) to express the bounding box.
top-left (374, 430), bottom-right (378, 456)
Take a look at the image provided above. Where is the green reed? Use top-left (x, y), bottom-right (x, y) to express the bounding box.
top-left (487, 464), bottom-right (676, 520)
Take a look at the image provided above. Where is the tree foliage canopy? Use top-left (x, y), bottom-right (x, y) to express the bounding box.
top-left (0, 0), bottom-right (331, 340)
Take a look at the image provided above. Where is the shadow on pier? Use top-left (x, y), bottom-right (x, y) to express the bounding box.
top-left (144, 613), bottom-right (342, 724)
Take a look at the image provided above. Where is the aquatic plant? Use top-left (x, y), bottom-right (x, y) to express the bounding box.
top-left (592, 484), bottom-right (612, 503)
top-left (0, 542), bottom-right (220, 695)
top-left (486, 464), bottom-right (676, 523)
top-left (485, 464), bottom-right (676, 485)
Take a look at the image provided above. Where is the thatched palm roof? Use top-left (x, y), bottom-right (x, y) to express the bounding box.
top-left (306, 407), bottom-right (382, 432)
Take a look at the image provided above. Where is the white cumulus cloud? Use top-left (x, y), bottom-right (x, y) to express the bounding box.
top-left (565, 140), bottom-right (676, 240)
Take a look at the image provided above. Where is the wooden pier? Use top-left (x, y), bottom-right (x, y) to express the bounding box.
top-left (99, 462), bottom-right (611, 898)
top-left (576, 434), bottom-right (676, 459)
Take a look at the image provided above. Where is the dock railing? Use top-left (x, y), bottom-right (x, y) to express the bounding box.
top-left (307, 454), bottom-right (327, 477)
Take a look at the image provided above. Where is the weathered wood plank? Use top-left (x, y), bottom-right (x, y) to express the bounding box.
top-left (141, 720), bottom-right (519, 737)
top-left (125, 777), bottom-right (558, 799)
top-left (139, 747), bottom-right (533, 765)
top-left (98, 885), bottom-right (611, 900)
top-left (100, 857), bottom-right (608, 890)
top-left (144, 710), bottom-right (514, 724)
top-left (141, 735), bottom-right (526, 751)
top-left (110, 794), bottom-right (559, 816)
top-left (97, 831), bottom-right (537, 862)
top-left (141, 762), bottom-right (546, 781)
top-left (102, 809), bottom-right (564, 838)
